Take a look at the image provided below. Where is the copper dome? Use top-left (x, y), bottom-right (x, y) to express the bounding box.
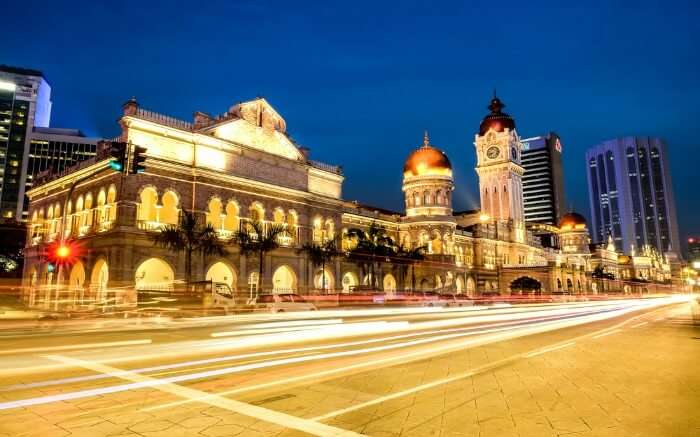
top-left (559, 212), bottom-right (587, 229)
top-left (479, 95), bottom-right (516, 136)
top-left (403, 132), bottom-right (452, 177)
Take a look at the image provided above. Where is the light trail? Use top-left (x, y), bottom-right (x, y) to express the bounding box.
top-left (0, 299), bottom-right (666, 411)
top-left (0, 339), bottom-right (152, 355)
top-left (631, 321), bottom-right (648, 328)
top-left (1, 305), bottom-right (627, 392)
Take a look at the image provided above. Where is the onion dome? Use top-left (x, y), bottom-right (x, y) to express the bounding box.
top-left (559, 212), bottom-right (587, 229)
top-left (403, 132), bottom-right (452, 177)
top-left (479, 92), bottom-right (516, 136)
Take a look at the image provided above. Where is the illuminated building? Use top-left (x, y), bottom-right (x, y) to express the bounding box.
top-left (585, 137), bottom-right (681, 257)
top-left (520, 132), bottom-right (566, 225)
top-left (21, 94), bottom-right (677, 308)
top-left (0, 65), bottom-right (52, 220)
top-left (27, 128), bottom-right (100, 191)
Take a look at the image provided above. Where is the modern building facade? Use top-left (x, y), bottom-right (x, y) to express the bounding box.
top-left (520, 132), bottom-right (566, 225)
top-left (0, 65), bottom-right (52, 221)
top-left (26, 128), bottom-right (100, 192)
top-left (21, 94), bottom-right (676, 310)
top-left (586, 137), bottom-right (681, 256)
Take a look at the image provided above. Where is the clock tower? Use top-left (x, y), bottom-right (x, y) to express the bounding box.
top-left (474, 93), bottom-right (525, 242)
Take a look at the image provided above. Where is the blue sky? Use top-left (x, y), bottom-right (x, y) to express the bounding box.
top-left (5, 0), bottom-right (699, 249)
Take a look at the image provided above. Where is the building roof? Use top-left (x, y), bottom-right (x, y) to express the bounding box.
top-left (0, 65), bottom-right (45, 78)
top-left (479, 93), bottom-right (516, 136)
top-left (403, 132), bottom-right (452, 177)
top-left (559, 212), bottom-right (587, 228)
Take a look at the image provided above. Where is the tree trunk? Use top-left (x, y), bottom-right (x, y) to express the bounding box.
top-left (411, 264), bottom-right (416, 291)
top-left (258, 250), bottom-right (264, 297)
top-left (185, 248), bottom-right (192, 292)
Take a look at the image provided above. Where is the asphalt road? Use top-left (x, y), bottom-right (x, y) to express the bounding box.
top-left (0, 296), bottom-right (698, 437)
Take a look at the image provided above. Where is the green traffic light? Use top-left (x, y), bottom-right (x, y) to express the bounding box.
top-left (110, 161), bottom-right (123, 171)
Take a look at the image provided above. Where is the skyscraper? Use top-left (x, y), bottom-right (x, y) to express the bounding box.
top-left (26, 128), bottom-right (100, 191)
top-left (585, 137), bottom-right (680, 256)
top-left (0, 65), bottom-right (52, 221)
top-left (520, 132), bottom-right (566, 225)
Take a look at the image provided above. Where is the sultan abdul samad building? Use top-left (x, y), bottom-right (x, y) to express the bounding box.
top-left (21, 94), bottom-right (674, 307)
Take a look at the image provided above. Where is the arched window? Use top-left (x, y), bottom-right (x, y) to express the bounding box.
top-left (313, 216), bottom-right (323, 243)
top-left (96, 189), bottom-right (106, 224)
top-left (423, 191), bottom-right (431, 205)
top-left (160, 190), bottom-right (179, 225)
top-left (413, 192), bottom-right (421, 206)
top-left (436, 190), bottom-right (443, 205)
top-left (224, 201), bottom-right (239, 231)
top-left (249, 202), bottom-right (265, 222)
top-left (206, 197), bottom-right (223, 229)
top-left (83, 193), bottom-right (94, 229)
top-left (106, 185), bottom-right (117, 222)
top-left (273, 208), bottom-right (285, 225)
top-left (324, 219), bottom-right (335, 241)
top-left (138, 187), bottom-right (158, 223)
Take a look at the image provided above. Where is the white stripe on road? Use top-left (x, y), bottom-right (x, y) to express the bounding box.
top-left (631, 321), bottom-right (648, 328)
top-left (523, 342), bottom-right (576, 358)
top-left (0, 339), bottom-right (152, 355)
top-left (591, 329), bottom-right (622, 339)
top-left (44, 354), bottom-right (364, 437)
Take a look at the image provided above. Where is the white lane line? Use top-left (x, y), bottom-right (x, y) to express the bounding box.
top-left (523, 342), bottom-right (576, 358)
top-left (0, 339), bottom-right (152, 355)
top-left (631, 321), bottom-right (648, 328)
top-left (591, 329), bottom-right (622, 339)
top-left (44, 355), bottom-right (363, 437)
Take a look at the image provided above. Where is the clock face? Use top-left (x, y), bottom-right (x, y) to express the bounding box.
top-left (486, 146), bottom-right (500, 159)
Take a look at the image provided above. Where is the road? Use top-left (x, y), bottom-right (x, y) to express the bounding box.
top-left (0, 296), bottom-right (698, 437)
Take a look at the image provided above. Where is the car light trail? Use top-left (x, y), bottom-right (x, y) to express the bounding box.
top-left (0, 298), bottom-right (669, 411)
top-left (0, 339), bottom-right (152, 355)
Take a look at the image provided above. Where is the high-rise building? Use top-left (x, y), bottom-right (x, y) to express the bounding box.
top-left (520, 132), bottom-right (566, 225)
top-left (688, 237), bottom-right (700, 267)
top-left (0, 65), bottom-right (52, 221)
top-left (585, 137), bottom-right (680, 256)
top-left (26, 128), bottom-right (100, 192)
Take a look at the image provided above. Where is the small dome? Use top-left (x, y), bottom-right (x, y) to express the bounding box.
top-left (479, 94), bottom-right (516, 136)
top-left (559, 212), bottom-right (587, 229)
top-left (403, 132), bottom-right (452, 177)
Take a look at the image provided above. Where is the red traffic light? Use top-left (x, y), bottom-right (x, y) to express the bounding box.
top-left (46, 240), bottom-right (81, 265)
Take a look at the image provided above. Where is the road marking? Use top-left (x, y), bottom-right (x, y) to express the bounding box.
top-left (0, 339), bottom-right (152, 355)
top-left (591, 329), bottom-right (622, 339)
top-left (523, 342), bottom-right (576, 358)
top-left (631, 321), bottom-right (648, 328)
top-left (43, 354), bottom-right (364, 437)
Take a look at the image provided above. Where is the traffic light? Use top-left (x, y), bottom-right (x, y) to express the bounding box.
top-left (109, 142), bottom-right (127, 172)
top-left (131, 145), bottom-right (147, 174)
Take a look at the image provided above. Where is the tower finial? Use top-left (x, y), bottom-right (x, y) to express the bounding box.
top-left (423, 130), bottom-right (430, 147)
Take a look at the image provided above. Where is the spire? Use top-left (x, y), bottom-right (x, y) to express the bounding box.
top-left (423, 130), bottom-right (430, 147)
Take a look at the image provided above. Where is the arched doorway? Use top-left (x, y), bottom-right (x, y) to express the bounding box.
top-left (466, 277), bottom-right (476, 296)
top-left (272, 265), bottom-right (297, 293)
top-left (510, 277), bottom-right (542, 294)
top-left (383, 273), bottom-right (397, 294)
top-left (90, 259), bottom-right (109, 303)
top-left (341, 272), bottom-right (358, 293)
top-left (68, 261), bottom-right (86, 292)
top-left (135, 258), bottom-right (175, 291)
top-left (420, 278), bottom-right (430, 291)
top-left (206, 262), bottom-right (237, 289)
top-left (455, 276), bottom-right (465, 294)
top-left (313, 268), bottom-right (334, 292)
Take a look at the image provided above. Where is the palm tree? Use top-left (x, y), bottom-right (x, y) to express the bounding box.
top-left (297, 239), bottom-right (341, 293)
top-left (398, 244), bottom-right (427, 291)
top-left (231, 220), bottom-right (289, 297)
top-left (150, 210), bottom-right (226, 288)
top-left (345, 222), bottom-right (396, 289)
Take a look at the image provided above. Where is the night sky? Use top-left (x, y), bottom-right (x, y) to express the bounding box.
top-left (5, 0), bottom-right (699, 250)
